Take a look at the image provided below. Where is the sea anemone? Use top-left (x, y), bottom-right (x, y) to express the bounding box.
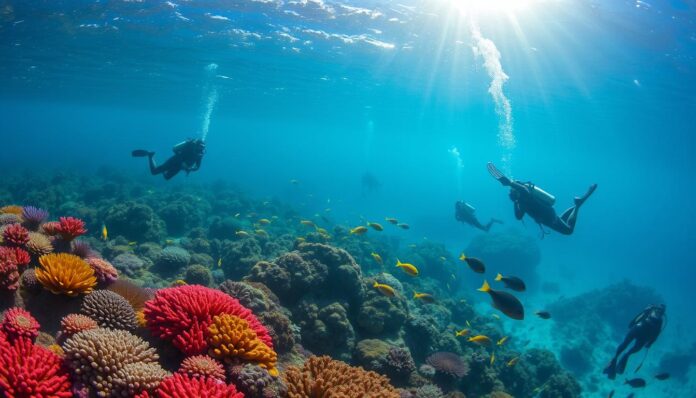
top-left (21, 206), bottom-right (49, 231)
top-left (20, 268), bottom-right (40, 292)
top-left (60, 314), bottom-right (98, 338)
top-left (2, 223), bottom-right (30, 247)
top-left (143, 284), bottom-right (272, 356)
top-left (155, 373), bottom-right (244, 398)
top-left (55, 217), bottom-right (87, 241)
top-left (178, 355), bottom-right (225, 381)
top-left (386, 346), bottom-right (417, 379)
top-left (425, 352), bottom-right (469, 378)
top-left (80, 290), bottom-right (138, 331)
top-left (26, 231), bottom-right (54, 257)
top-left (85, 257), bottom-right (119, 283)
top-left (71, 240), bottom-right (97, 259)
top-left (1, 307), bottom-right (40, 342)
top-left (0, 336), bottom-right (73, 397)
top-left (1, 246), bottom-right (30, 269)
top-left (206, 314), bottom-right (278, 375)
top-left (36, 253), bottom-right (97, 296)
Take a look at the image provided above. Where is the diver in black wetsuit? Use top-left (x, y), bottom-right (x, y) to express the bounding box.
top-left (487, 162), bottom-right (597, 236)
top-left (604, 304), bottom-right (666, 380)
top-left (455, 201), bottom-right (502, 232)
top-left (132, 139), bottom-right (205, 180)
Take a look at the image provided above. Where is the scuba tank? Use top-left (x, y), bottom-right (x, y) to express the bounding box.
top-left (463, 202), bottom-right (476, 213)
top-left (528, 183), bottom-right (556, 206)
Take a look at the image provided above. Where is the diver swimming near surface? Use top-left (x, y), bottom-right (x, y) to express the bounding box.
top-left (132, 138), bottom-right (205, 180)
top-left (455, 201), bottom-right (502, 232)
top-left (487, 162), bottom-right (597, 237)
top-left (604, 304), bottom-right (666, 380)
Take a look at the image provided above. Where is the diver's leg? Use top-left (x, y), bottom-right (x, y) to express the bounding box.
top-left (604, 331), bottom-right (636, 379)
top-left (148, 154), bottom-right (164, 175)
top-left (482, 219), bottom-right (502, 232)
top-left (549, 217), bottom-right (573, 235)
top-left (163, 168), bottom-right (181, 180)
top-left (617, 340), bottom-right (645, 375)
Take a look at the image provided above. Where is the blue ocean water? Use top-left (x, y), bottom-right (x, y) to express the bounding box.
top-left (1, 0), bottom-right (695, 396)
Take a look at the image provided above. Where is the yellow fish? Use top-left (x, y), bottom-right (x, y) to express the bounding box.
top-left (350, 226), bottom-right (368, 235)
top-left (490, 352), bottom-right (496, 366)
top-left (315, 227), bottom-right (328, 235)
top-left (385, 217), bottom-right (399, 225)
top-left (468, 335), bottom-right (493, 347)
top-left (172, 279), bottom-right (187, 286)
top-left (371, 252), bottom-right (383, 265)
top-left (296, 237), bottom-right (306, 243)
top-left (455, 328), bottom-right (470, 337)
top-left (235, 231), bottom-right (250, 238)
top-left (506, 357), bottom-right (520, 367)
top-left (101, 224), bottom-right (108, 241)
top-left (367, 222), bottom-right (384, 231)
top-left (255, 229), bottom-right (269, 238)
top-left (373, 282), bottom-right (395, 297)
top-left (217, 258), bottom-right (222, 268)
top-left (258, 218), bottom-right (271, 225)
top-left (492, 314), bottom-right (501, 320)
top-left (300, 220), bottom-right (316, 228)
top-left (413, 292), bottom-right (435, 303)
top-left (128, 241), bottom-right (138, 246)
top-left (396, 259), bottom-right (419, 276)
top-left (497, 336), bottom-right (509, 346)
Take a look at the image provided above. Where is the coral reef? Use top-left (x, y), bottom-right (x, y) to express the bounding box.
top-left (112, 252), bottom-right (150, 278)
top-left (36, 252), bottom-right (97, 296)
top-left (1, 307), bottom-right (40, 342)
top-left (86, 257), bottom-right (119, 283)
top-left (426, 352), bottom-right (469, 378)
top-left (80, 289), bottom-right (139, 331)
top-left (2, 223), bottom-right (30, 247)
top-left (153, 373), bottom-right (244, 398)
top-left (178, 355), bottom-right (225, 381)
top-left (153, 246), bottom-right (191, 276)
top-left (206, 313), bottom-right (278, 375)
top-left (183, 264), bottom-right (212, 286)
top-left (59, 313), bottom-right (98, 339)
top-left (21, 205), bottom-right (49, 231)
top-left (103, 201), bottom-right (165, 242)
top-left (228, 363), bottom-right (289, 398)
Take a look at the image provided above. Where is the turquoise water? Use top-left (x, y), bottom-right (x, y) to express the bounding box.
top-left (2, 0), bottom-right (695, 396)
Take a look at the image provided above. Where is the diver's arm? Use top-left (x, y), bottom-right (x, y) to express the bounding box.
top-left (514, 202), bottom-right (525, 220)
top-left (190, 158), bottom-right (202, 171)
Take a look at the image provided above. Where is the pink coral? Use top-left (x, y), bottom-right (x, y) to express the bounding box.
top-left (60, 313), bottom-right (98, 337)
top-left (0, 254), bottom-right (20, 291)
top-left (143, 285), bottom-right (272, 356)
top-left (55, 217), bottom-right (87, 241)
top-left (85, 257), bottom-right (119, 283)
top-left (1, 308), bottom-right (40, 342)
top-left (40, 221), bottom-right (61, 236)
top-left (178, 355), bottom-right (226, 381)
top-left (0, 336), bottom-right (73, 397)
top-left (155, 373), bottom-right (244, 398)
top-left (2, 223), bottom-right (30, 247)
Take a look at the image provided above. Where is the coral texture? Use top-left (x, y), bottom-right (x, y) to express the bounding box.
top-left (21, 206), bottom-right (49, 231)
top-left (55, 216), bottom-right (87, 241)
top-left (60, 313), bottom-right (99, 337)
top-left (228, 363), bottom-right (288, 398)
top-left (26, 231), bottom-right (53, 257)
top-left (81, 289), bottom-right (138, 331)
top-left (154, 373), bottom-right (244, 398)
top-left (1, 307), bottom-right (40, 342)
top-left (106, 279), bottom-right (154, 311)
top-left (36, 253), bottom-right (97, 296)
top-left (206, 314), bottom-right (278, 375)
top-left (2, 223), bottom-right (30, 247)
top-left (425, 352), bottom-right (469, 378)
top-left (178, 355), bottom-right (226, 381)
top-left (85, 257), bottom-right (119, 283)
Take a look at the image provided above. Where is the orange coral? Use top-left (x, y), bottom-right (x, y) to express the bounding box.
top-left (284, 355), bottom-right (400, 398)
top-left (36, 253), bottom-right (97, 297)
top-left (0, 205), bottom-right (23, 215)
top-left (206, 314), bottom-right (278, 376)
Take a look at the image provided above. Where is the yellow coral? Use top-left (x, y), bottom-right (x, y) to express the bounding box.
top-left (136, 310), bottom-right (147, 327)
top-left (36, 253), bottom-right (97, 297)
top-left (47, 344), bottom-right (65, 357)
top-left (0, 205), bottom-right (23, 215)
top-left (207, 314), bottom-right (278, 376)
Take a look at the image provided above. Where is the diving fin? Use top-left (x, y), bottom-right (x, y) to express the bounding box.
top-left (132, 150), bottom-right (153, 158)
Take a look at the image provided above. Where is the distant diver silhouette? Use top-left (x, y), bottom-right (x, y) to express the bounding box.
top-left (455, 201), bottom-right (502, 232)
top-left (487, 162), bottom-right (596, 237)
top-left (132, 138), bottom-right (205, 180)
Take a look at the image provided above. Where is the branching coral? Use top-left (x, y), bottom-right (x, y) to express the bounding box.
top-left (80, 289), bottom-right (138, 331)
top-left (1, 307), bottom-right (40, 342)
top-left (425, 352), bottom-right (469, 378)
top-left (178, 355), bottom-right (225, 381)
top-left (154, 373), bottom-right (244, 398)
top-left (85, 257), bottom-right (119, 283)
top-left (2, 223), bottom-right (30, 247)
top-left (143, 285), bottom-right (272, 356)
top-left (0, 335), bottom-right (73, 397)
top-left (206, 314), bottom-right (278, 375)
top-left (0, 249), bottom-right (21, 291)
top-left (55, 217), bottom-right (87, 241)
top-left (21, 206), bottom-right (49, 231)
top-left (284, 355), bottom-right (400, 398)
top-left (36, 253), bottom-right (97, 296)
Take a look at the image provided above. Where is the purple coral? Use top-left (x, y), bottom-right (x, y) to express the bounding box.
top-left (227, 363), bottom-right (288, 398)
top-left (21, 206), bottom-right (49, 231)
top-left (386, 346), bottom-right (416, 379)
top-left (425, 352), bottom-right (469, 378)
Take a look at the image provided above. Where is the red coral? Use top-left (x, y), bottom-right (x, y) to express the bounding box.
top-left (1, 308), bottom-right (40, 342)
top-left (40, 221), bottom-right (61, 236)
top-left (0, 255), bottom-right (20, 291)
top-left (143, 285), bottom-right (272, 356)
top-left (55, 217), bottom-right (87, 241)
top-left (0, 336), bottom-right (73, 397)
top-left (2, 223), bottom-right (30, 247)
top-left (156, 374), bottom-right (244, 398)
top-left (0, 247), bottom-right (30, 270)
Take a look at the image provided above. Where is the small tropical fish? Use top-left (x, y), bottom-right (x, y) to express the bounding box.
top-left (255, 229), bottom-right (269, 238)
top-left (235, 231), bottom-right (250, 238)
top-left (172, 279), bottom-right (187, 286)
top-left (625, 378), bottom-right (646, 388)
top-left (490, 352), bottom-right (495, 365)
top-left (165, 239), bottom-right (174, 245)
top-left (497, 336), bottom-right (508, 346)
top-left (258, 218), bottom-right (271, 225)
top-left (450, 273), bottom-right (456, 280)
top-left (413, 292), bottom-right (435, 303)
top-left (455, 328), bottom-right (470, 337)
top-left (217, 258), bottom-right (222, 268)
top-left (478, 280), bottom-right (525, 320)
top-left (385, 217), bottom-right (399, 225)
top-left (367, 222), bottom-right (384, 231)
top-left (371, 252), bottom-right (383, 265)
top-left (535, 311), bottom-right (552, 319)
top-left (397, 223), bottom-right (410, 230)
top-left (468, 335), bottom-right (493, 347)
top-left (300, 220), bottom-right (316, 228)
top-left (350, 226), bottom-right (368, 235)
top-left (506, 357), bottom-right (520, 367)
top-left (373, 282), bottom-right (395, 297)
top-left (492, 314), bottom-right (501, 320)
top-left (128, 241), bottom-right (138, 246)
top-left (101, 224), bottom-right (108, 241)
top-left (440, 256), bottom-right (447, 262)
top-left (396, 259), bottom-right (419, 276)
top-left (495, 273), bottom-right (527, 292)
top-left (459, 254), bottom-right (485, 273)
top-left (655, 372), bottom-right (670, 380)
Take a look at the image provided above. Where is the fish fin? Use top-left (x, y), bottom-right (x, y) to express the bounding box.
top-left (478, 280), bottom-right (491, 292)
top-left (373, 282), bottom-right (379, 288)
top-left (495, 273), bottom-right (503, 281)
top-left (413, 292), bottom-right (417, 298)
top-left (396, 259), bottom-right (402, 267)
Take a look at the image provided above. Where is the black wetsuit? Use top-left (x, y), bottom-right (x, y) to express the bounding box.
top-left (604, 305), bottom-right (665, 380)
top-left (455, 201), bottom-right (501, 232)
top-left (137, 140), bottom-right (204, 180)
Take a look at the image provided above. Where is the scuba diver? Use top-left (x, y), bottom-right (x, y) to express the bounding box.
top-left (455, 201), bottom-right (502, 232)
top-left (603, 304), bottom-right (666, 380)
top-left (132, 139), bottom-right (205, 180)
top-left (487, 162), bottom-right (597, 236)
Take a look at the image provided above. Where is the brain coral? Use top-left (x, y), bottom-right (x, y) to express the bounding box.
top-left (1, 307), bottom-right (40, 342)
top-left (0, 335), bottom-right (72, 397)
top-left (207, 314), bottom-right (278, 375)
top-left (36, 253), bottom-right (97, 296)
top-left (63, 328), bottom-right (167, 397)
top-left (154, 373), bottom-right (244, 398)
top-left (143, 284), bottom-right (272, 356)
top-left (178, 355), bottom-right (225, 381)
top-left (154, 246), bottom-right (191, 276)
top-left (112, 253), bottom-right (149, 278)
top-left (85, 257), bottom-right (119, 283)
top-left (285, 355), bottom-right (399, 398)
top-left (81, 289), bottom-right (138, 331)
